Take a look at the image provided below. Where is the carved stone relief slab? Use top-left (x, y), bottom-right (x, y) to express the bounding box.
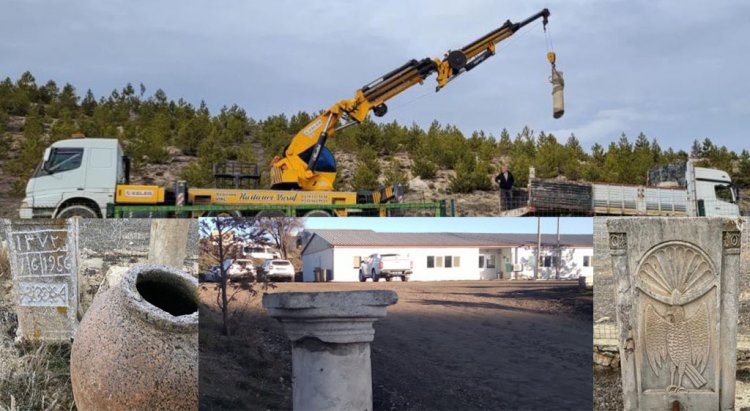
top-left (3, 220), bottom-right (79, 342)
top-left (607, 218), bottom-right (741, 411)
top-left (636, 242), bottom-right (717, 397)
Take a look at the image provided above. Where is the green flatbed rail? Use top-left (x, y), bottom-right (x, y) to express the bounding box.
top-left (109, 200), bottom-right (455, 218)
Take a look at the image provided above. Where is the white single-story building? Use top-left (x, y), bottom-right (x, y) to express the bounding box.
top-left (300, 229), bottom-right (593, 282)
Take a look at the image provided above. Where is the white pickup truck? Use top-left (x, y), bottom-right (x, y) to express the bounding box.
top-left (359, 253), bottom-right (412, 282)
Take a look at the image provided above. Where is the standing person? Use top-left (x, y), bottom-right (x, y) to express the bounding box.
top-left (495, 165), bottom-right (514, 211)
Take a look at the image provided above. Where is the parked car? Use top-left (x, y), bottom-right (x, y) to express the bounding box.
top-left (200, 259), bottom-right (255, 283)
top-left (259, 259), bottom-right (295, 282)
top-left (200, 260), bottom-right (232, 282)
top-left (228, 259), bottom-right (257, 282)
top-left (242, 243), bottom-right (281, 260)
top-left (359, 253), bottom-right (412, 282)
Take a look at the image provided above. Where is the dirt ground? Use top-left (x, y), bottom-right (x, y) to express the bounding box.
top-left (595, 367), bottom-right (750, 411)
top-left (199, 280), bottom-right (593, 411)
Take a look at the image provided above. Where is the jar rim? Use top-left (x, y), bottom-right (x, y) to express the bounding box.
top-left (119, 264), bottom-right (199, 333)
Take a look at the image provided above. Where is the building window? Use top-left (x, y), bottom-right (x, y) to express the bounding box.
top-left (487, 255), bottom-right (496, 269)
top-left (583, 255), bottom-right (591, 267)
top-left (353, 256), bottom-right (361, 268)
top-left (427, 256), bottom-right (434, 268)
top-left (544, 256), bottom-right (559, 268)
top-left (436, 256), bottom-right (443, 267)
top-left (478, 256), bottom-right (485, 268)
top-left (445, 256), bottom-right (453, 268)
top-left (454, 256), bottom-right (461, 268)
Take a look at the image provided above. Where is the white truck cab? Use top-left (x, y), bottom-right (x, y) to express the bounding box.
top-left (20, 138), bottom-right (129, 218)
top-left (688, 163), bottom-right (740, 217)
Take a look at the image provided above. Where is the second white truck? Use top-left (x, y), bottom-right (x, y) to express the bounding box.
top-left (516, 160), bottom-right (741, 217)
top-left (359, 254), bottom-right (413, 282)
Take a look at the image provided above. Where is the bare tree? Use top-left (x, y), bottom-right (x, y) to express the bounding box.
top-left (257, 217), bottom-right (304, 260)
top-left (199, 217), bottom-right (268, 336)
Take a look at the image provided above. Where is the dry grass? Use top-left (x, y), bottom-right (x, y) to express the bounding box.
top-left (199, 285), bottom-right (292, 411)
top-left (0, 244), bottom-right (76, 411)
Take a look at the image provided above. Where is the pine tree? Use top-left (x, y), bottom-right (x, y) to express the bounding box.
top-left (631, 132), bottom-right (653, 184)
top-left (177, 107), bottom-right (213, 156)
top-left (81, 89), bottom-right (97, 116)
top-left (735, 150), bottom-right (750, 188)
top-left (351, 146), bottom-right (381, 190)
top-left (535, 132), bottom-right (564, 178)
top-left (49, 109), bottom-right (77, 142)
top-left (0, 111), bottom-right (9, 159)
top-left (8, 109), bottom-right (47, 193)
top-left (383, 157), bottom-right (410, 191)
top-left (562, 134), bottom-right (586, 180)
top-left (497, 128), bottom-right (513, 154)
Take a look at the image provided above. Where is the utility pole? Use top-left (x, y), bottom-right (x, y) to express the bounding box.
top-left (555, 216), bottom-right (560, 280)
top-left (534, 217), bottom-right (541, 280)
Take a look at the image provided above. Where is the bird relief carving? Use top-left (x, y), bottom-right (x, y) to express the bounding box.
top-left (635, 241), bottom-right (716, 393)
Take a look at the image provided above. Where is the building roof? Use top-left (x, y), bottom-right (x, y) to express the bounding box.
top-left (302, 229), bottom-right (592, 254)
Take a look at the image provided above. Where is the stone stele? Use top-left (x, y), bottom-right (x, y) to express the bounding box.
top-left (3, 219), bottom-right (79, 342)
top-left (263, 290), bottom-right (398, 411)
top-left (607, 217), bottom-right (742, 411)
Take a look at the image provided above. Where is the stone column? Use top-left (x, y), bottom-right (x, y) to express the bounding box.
top-left (148, 219), bottom-right (189, 269)
top-left (607, 217), bottom-right (742, 411)
top-left (263, 290), bottom-right (398, 411)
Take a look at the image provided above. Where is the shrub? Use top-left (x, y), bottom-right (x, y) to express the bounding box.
top-left (412, 157), bottom-right (437, 180)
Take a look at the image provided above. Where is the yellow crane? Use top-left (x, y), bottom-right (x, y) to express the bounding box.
top-left (271, 8), bottom-right (560, 192)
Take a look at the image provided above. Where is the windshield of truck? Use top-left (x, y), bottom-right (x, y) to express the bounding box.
top-left (715, 184), bottom-right (736, 203)
top-left (47, 148), bottom-right (83, 173)
top-left (33, 148), bottom-right (84, 176)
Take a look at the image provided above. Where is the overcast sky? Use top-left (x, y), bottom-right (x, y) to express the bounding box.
top-left (2, 0), bottom-right (748, 152)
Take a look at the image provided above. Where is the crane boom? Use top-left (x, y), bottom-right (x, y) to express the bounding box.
top-left (270, 9), bottom-right (553, 192)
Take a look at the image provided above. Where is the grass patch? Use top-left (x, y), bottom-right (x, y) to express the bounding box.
top-left (199, 291), bottom-right (292, 411)
top-left (0, 244), bottom-right (76, 411)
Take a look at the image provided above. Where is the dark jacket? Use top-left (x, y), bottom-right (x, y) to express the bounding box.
top-left (495, 170), bottom-right (514, 190)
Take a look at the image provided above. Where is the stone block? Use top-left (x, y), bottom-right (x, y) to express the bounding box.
top-left (608, 217), bottom-right (741, 411)
top-left (3, 219), bottom-right (79, 342)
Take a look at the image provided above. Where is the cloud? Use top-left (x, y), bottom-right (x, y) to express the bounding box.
top-left (0, 0), bottom-right (748, 151)
top-left (549, 107), bottom-right (646, 143)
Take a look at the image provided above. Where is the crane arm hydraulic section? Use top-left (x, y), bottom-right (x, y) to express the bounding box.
top-left (270, 9), bottom-right (553, 192)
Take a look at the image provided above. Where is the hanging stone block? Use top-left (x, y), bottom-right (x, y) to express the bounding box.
top-left (607, 218), bottom-right (742, 411)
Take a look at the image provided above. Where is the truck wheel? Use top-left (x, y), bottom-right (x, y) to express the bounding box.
top-left (359, 271), bottom-right (366, 282)
top-left (385, 276), bottom-right (392, 282)
top-left (57, 204), bottom-right (98, 218)
top-left (402, 275), bottom-right (409, 282)
top-left (372, 271), bottom-right (379, 282)
top-left (304, 210), bottom-right (331, 217)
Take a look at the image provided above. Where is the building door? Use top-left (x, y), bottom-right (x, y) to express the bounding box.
top-left (479, 253), bottom-right (498, 280)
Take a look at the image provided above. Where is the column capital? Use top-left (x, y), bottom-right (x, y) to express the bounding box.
top-left (263, 291), bottom-right (398, 344)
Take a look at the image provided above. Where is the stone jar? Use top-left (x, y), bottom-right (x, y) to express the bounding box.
top-left (70, 264), bottom-right (198, 411)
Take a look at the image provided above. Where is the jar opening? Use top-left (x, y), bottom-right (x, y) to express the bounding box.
top-left (135, 270), bottom-right (197, 316)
